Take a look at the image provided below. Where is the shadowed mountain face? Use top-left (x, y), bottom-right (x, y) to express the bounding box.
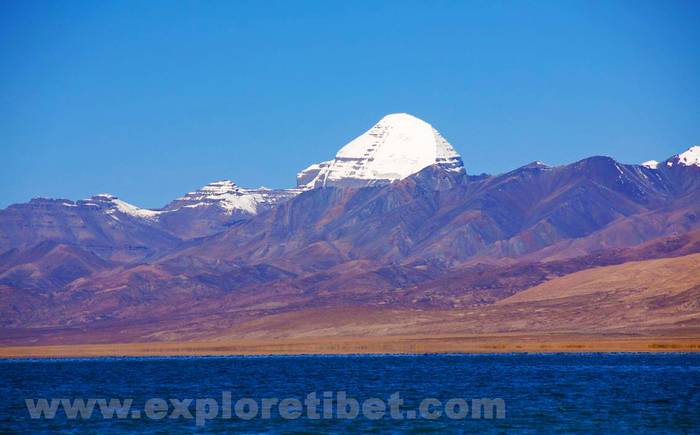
top-left (185, 156), bottom-right (699, 271)
top-left (0, 241), bottom-right (114, 290)
top-left (0, 196), bottom-right (181, 262)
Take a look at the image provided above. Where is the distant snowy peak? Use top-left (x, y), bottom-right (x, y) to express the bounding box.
top-left (666, 146), bottom-right (700, 168)
top-left (639, 146), bottom-right (700, 170)
top-left (81, 194), bottom-right (162, 220)
top-left (51, 180), bottom-right (300, 224)
top-left (165, 180), bottom-right (299, 215)
top-left (298, 113), bottom-right (464, 188)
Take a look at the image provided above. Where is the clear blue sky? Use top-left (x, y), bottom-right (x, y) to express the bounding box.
top-left (2, 0), bottom-right (699, 208)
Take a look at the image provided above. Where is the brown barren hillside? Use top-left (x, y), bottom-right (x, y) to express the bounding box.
top-left (502, 254), bottom-right (700, 305)
top-left (2, 252), bottom-right (699, 357)
top-left (213, 253), bottom-right (700, 339)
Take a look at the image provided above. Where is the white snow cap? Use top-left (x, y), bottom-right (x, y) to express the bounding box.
top-left (675, 146), bottom-right (700, 167)
top-left (168, 180), bottom-right (298, 215)
top-left (642, 146), bottom-right (700, 169)
top-left (298, 113), bottom-right (464, 188)
top-left (86, 194), bottom-right (162, 220)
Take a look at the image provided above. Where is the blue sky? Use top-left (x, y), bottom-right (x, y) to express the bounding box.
top-left (2, 0), bottom-right (699, 208)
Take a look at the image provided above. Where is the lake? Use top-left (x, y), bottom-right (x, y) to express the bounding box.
top-left (2, 353), bottom-right (699, 433)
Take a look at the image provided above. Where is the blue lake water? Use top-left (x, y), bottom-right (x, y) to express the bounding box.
top-left (1, 353), bottom-right (699, 433)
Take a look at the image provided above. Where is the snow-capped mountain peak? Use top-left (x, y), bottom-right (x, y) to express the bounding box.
top-left (165, 180), bottom-right (299, 215)
top-left (640, 146), bottom-right (699, 170)
top-left (672, 146), bottom-right (700, 167)
top-left (297, 113), bottom-right (464, 188)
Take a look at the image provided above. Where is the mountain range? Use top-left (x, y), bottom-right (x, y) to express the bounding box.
top-left (1, 113), bottom-right (699, 346)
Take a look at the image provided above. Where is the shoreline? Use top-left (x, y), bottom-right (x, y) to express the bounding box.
top-left (2, 334), bottom-right (700, 358)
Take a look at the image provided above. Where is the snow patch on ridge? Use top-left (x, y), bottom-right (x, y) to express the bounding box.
top-left (85, 194), bottom-right (163, 220)
top-left (112, 199), bottom-right (163, 219)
